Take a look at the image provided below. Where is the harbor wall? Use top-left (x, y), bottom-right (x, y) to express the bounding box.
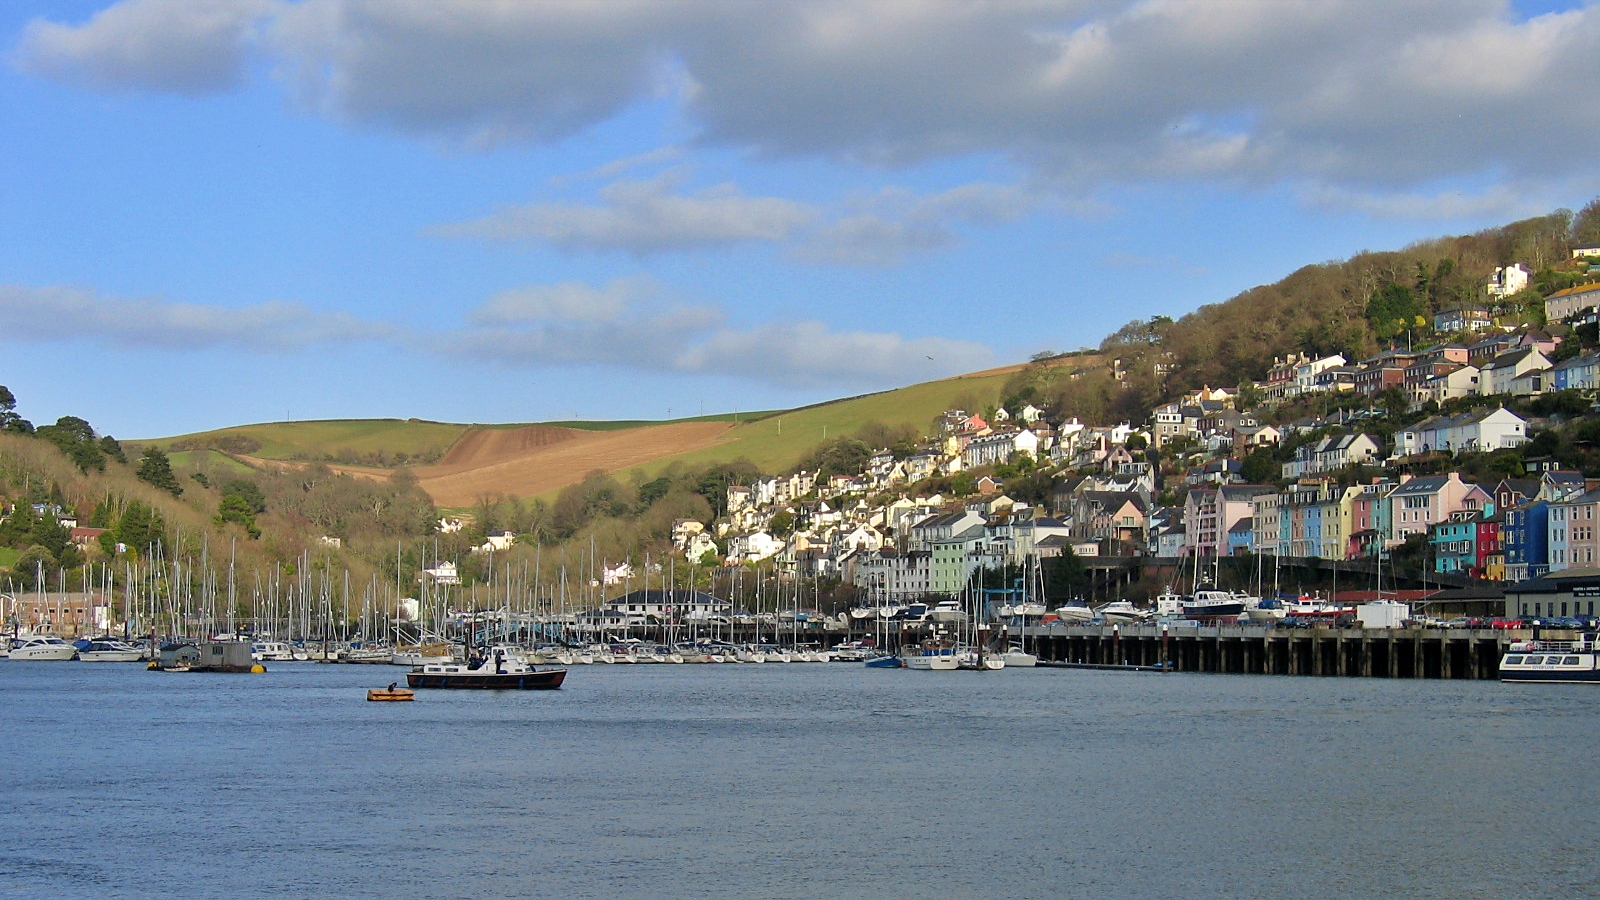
top-left (1027, 623), bottom-right (1523, 680)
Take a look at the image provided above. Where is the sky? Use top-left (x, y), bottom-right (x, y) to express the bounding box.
top-left (3, 0), bottom-right (1599, 439)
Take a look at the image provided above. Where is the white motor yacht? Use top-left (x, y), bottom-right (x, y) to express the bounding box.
top-left (76, 638), bottom-right (145, 662)
top-left (9, 635), bottom-right (79, 660)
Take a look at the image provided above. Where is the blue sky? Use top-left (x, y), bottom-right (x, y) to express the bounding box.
top-left (3, 0), bottom-right (1598, 439)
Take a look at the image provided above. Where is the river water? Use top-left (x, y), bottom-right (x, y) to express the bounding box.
top-left (0, 661), bottom-right (1594, 899)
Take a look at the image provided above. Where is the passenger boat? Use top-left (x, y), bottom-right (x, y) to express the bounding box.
top-left (75, 638), bottom-right (145, 662)
top-left (1500, 634), bottom-right (1600, 684)
top-left (8, 634), bottom-right (79, 660)
top-left (406, 649), bottom-right (566, 690)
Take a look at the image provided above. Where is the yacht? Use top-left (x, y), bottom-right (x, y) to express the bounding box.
top-left (75, 638), bottom-right (145, 662)
top-left (1050, 604), bottom-right (1094, 624)
top-left (1098, 600), bottom-right (1152, 624)
top-left (1182, 587), bottom-right (1247, 623)
top-left (8, 634), bottom-right (79, 660)
top-left (929, 600), bottom-right (967, 624)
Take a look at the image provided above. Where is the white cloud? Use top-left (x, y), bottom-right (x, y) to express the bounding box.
top-left (3, 278), bottom-right (993, 389)
top-left (0, 284), bottom-right (395, 350)
top-left (444, 280), bottom-right (994, 386)
top-left (471, 279), bottom-right (654, 326)
top-left (16, 0), bottom-right (272, 95)
top-left (23, 1), bottom-right (1600, 209)
top-left (437, 173), bottom-right (816, 254)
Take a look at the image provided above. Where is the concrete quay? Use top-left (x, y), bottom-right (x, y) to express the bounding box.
top-left (1026, 623), bottom-right (1528, 680)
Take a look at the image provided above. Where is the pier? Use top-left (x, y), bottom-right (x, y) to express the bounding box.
top-left (1027, 623), bottom-right (1523, 680)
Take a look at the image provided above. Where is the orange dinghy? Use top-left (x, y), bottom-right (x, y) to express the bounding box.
top-left (367, 683), bottom-right (415, 702)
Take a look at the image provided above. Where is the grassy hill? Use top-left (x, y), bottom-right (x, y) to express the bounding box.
top-left (143, 360), bottom-right (1085, 504)
top-left (625, 367), bottom-right (1032, 478)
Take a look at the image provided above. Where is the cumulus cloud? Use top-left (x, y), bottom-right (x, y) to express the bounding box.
top-left (0, 284), bottom-right (395, 351)
top-left (16, 0), bottom-right (272, 95)
top-left (437, 173), bottom-right (816, 254)
top-left (23, 1), bottom-right (1600, 203)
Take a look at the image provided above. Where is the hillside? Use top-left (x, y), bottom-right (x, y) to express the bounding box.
top-left (149, 360), bottom-right (1088, 506)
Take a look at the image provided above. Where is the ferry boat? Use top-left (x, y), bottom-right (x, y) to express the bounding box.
top-left (406, 649), bottom-right (566, 690)
top-left (1500, 633), bottom-right (1600, 684)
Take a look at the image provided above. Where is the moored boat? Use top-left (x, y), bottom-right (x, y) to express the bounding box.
top-left (1500, 634), bottom-right (1600, 683)
top-left (75, 638), bottom-right (145, 662)
top-left (8, 634), bottom-right (79, 660)
top-left (406, 649), bottom-right (566, 690)
top-left (901, 643), bottom-right (959, 670)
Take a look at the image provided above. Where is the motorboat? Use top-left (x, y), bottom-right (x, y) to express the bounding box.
top-left (250, 641), bottom-right (297, 662)
top-left (1500, 634), bottom-right (1600, 683)
top-left (75, 638), bottom-right (145, 662)
top-left (1182, 587), bottom-right (1247, 623)
top-left (929, 600), bottom-right (967, 624)
top-left (1050, 604), bottom-right (1095, 624)
top-left (1000, 644), bottom-right (1038, 667)
top-left (8, 634), bottom-right (79, 660)
top-left (1097, 600), bottom-right (1152, 624)
top-left (406, 648), bottom-right (566, 690)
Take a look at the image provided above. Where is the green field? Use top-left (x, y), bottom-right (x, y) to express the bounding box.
top-left (626, 369), bottom-right (1024, 477)
top-left (152, 418), bottom-right (470, 463)
top-left (143, 360), bottom-right (1068, 486)
top-left (165, 449), bottom-right (262, 476)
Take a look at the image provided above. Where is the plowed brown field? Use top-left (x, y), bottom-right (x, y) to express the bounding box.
top-left (232, 422), bottom-right (735, 507)
top-left (413, 422), bottom-right (733, 507)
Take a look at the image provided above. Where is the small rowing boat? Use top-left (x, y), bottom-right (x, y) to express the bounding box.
top-left (367, 682), bottom-right (415, 701)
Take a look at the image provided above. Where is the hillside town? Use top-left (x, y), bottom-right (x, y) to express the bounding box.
top-left (685, 252), bottom-right (1600, 615)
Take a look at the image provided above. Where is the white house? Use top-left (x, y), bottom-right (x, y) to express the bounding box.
top-left (1485, 263), bottom-right (1530, 299)
top-left (1391, 407), bottom-right (1527, 457)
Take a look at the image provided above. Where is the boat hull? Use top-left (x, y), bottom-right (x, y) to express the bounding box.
top-left (406, 668), bottom-right (566, 689)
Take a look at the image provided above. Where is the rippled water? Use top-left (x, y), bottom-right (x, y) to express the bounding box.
top-left (0, 661), bottom-right (1594, 899)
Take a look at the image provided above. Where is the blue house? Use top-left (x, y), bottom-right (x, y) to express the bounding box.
top-left (1501, 500), bottom-right (1549, 582)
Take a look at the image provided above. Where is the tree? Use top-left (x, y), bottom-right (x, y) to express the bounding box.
top-left (1572, 195), bottom-right (1600, 248)
top-left (0, 385), bottom-right (32, 434)
top-left (136, 447), bottom-right (183, 496)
